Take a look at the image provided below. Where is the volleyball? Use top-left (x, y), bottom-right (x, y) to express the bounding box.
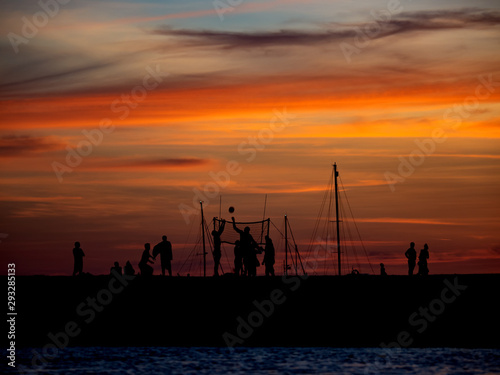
top-left (228, 206), bottom-right (235, 213)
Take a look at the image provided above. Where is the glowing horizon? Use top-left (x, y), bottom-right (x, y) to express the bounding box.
top-left (1, 0), bottom-right (499, 276)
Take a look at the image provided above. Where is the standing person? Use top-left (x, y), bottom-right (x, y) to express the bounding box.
top-left (139, 243), bottom-right (154, 277)
top-left (234, 240), bottom-right (243, 276)
top-left (211, 220), bottom-right (226, 277)
top-left (232, 217), bottom-right (260, 277)
top-left (417, 244), bottom-right (430, 276)
top-left (72, 241), bottom-right (85, 276)
top-left (405, 242), bottom-right (417, 276)
top-left (380, 263), bottom-right (387, 276)
top-left (246, 247), bottom-right (261, 277)
top-left (153, 235), bottom-right (173, 276)
top-left (110, 261), bottom-right (122, 276)
top-left (262, 235), bottom-right (275, 277)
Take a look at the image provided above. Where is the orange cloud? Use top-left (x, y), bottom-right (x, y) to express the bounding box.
top-left (3, 73), bottom-right (499, 143)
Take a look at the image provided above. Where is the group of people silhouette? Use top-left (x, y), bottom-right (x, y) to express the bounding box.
top-left (71, 236), bottom-right (173, 277)
top-left (109, 260), bottom-right (135, 276)
top-left (138, 235), bottom-right (173, 277)
top-left (71, 233), bottom-right (429, 278)
top-left (377, 242), bottom-right (431, 276)
top-left (212, 217), bottom-right (275, 277)
top-left (405, 242), bottom-right (430, 276)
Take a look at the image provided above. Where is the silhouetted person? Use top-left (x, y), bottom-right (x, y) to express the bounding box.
top-left (232, 217), bottom-right (260, 277)
top-left (211, 220), bottom-right (226, 277)
top-left (417, 243), bottom-right (430, 276)
top-left (139, 243), bottom-right (154, 276)
top-left (248, 247), bottom-right (262, 277)
top-left (405, 242), bottom-right (417, 276)
top-left (110, 261), bottom-right (122, 276)
top-left (262, 235), bottom-right (275, 276)
top-left (380, 263), bottom-right (387, 276)
top-left (124, 260), bottom-right (135, 276)
top-left (153, 235), bottom-right (173, 276)
top-left (234, 240), bottom-right (243, 276)
top-left (72, 241), bottom-right (85, 276)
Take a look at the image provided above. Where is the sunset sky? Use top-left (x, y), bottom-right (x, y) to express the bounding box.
top-left (1, 0), bottom-right (499, 275)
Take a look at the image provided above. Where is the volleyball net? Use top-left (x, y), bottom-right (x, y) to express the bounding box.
top-left (212, 218), bottom-right (270, 245)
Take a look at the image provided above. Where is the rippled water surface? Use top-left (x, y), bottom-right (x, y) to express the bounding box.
top-left (10, 347), bottom-right (500, 374)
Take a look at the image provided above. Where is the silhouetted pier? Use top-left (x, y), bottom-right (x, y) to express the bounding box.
top-left (10, 274), bottom-right (500, 348)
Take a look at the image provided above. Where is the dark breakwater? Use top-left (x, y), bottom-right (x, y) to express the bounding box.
top-left (9, 274), bottom-right (500, 348)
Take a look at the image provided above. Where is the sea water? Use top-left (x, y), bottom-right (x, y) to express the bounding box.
top-left (10, 347), bottom-right (500, 374)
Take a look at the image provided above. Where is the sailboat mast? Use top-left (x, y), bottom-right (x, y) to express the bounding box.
top-left (200, 201), bottom-right (206, 277)
top-left (285, 214), bottom-right (288, 276)
top-left (334, 163), bottom-right (341, 276)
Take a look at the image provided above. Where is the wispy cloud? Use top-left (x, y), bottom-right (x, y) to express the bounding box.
top-left (123, 157), bottom-right (210, 168)
top-left (150, 8), bottom-right (500, 49)
top-left (0, 135), bottom-right (64, 157)
top-left (112, 0), bottom-right (318, 25)
top-left (0, 196), bottom-right (83, 202)
top-left (0, 61), bottom-right (115, 91)
top-left (151, 26), bottom-right (348, 49)
top-left (82, 157), bottom-right (212, 171)
top-left (357, 218), bottom-right (467, 226)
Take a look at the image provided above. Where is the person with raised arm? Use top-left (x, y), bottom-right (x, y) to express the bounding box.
top-left (232, 217), bottom-right (260, 277)
top-left (211, 220), bottom-right (226, 277)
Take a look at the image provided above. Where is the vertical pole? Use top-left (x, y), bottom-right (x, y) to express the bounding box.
top-left (200, 201), bottom-right (206, 278)
top-left (334, 163), bottom-right (341, 276)
top-left (284, 214), bottom-right (288, 276)
top-left (295, 229), bottom-right (298, 276)
top-left (261, 194), bottom-right (267, 243)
